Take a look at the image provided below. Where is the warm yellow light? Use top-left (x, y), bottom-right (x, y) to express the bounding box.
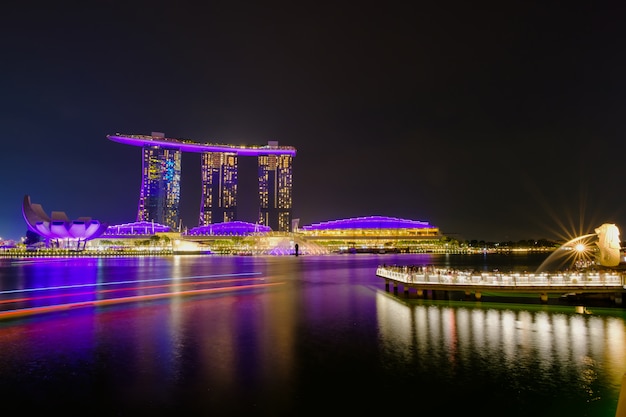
top-left (575, 243), bottom-right (586, 252)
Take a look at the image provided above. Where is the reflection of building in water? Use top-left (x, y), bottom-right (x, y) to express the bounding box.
top-left (375, 292), bottom-right (626, 391)
top-left (146, 259), bottom-right (299, 398)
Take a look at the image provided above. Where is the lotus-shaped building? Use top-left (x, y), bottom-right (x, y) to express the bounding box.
top-left (22, 195), bottom-right (108, 249)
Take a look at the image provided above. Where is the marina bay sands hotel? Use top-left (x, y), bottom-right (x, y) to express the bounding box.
top-left (107, 132), bottom-right (296, 232)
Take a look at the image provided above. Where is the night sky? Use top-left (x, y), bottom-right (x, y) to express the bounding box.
top-left (2, 1), bottom-right (625, 243)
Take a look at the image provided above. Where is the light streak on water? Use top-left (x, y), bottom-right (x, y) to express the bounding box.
top-left (0, 271), bottom-right (262, 294)
top-left (0, 281), bottom-right (284, 319)
top-left (0, 277), bottom-right (268, 306)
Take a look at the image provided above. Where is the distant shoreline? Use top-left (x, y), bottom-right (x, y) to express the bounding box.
top-left (0, 248), bottom-right (556, 258)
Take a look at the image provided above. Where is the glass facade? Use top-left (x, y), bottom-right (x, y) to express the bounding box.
top-left (258, 154), bottom-right (293, 232)
top-left (137, 146), bottom-right (181, 231)
top-left (199, 152), bottom-right (238, 226)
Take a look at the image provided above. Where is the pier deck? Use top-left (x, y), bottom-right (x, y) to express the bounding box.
top-left (376, 266), bottom-right (626, 303)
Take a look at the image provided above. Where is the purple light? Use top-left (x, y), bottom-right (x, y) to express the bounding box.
top-left (22, 195), bottom-right (108, 242)
top-left (108, 134), bottom-right (297, 156)
top-left (0, 271), bottom-right (262, 295)
top-left (102, 221), bottom-right (171, 236)
top-left (300, 215), bottom-right (434, 231)
top-left (187, 221), bottom-right (271, 236)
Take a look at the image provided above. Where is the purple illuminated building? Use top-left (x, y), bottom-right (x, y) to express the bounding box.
top-left (187, 221), bottom-right (271, 236)
top-left (300, 216), bottom-right (436, 231)
top-left (199, 152), bottom-right (237, 226)
top-left (108, 132), bottom-right (296, 232)
top-left (138, 144), bottom-right (181, 230)
top-left (299, 215), bottom-right (441, 253)
top-left (101, 220), bottom-right (171, 236)
top-left (22, 195), bottom-right (108, 249)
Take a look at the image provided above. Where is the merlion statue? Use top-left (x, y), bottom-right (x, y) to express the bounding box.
top-left (595, 223), bottom-right (621, 267)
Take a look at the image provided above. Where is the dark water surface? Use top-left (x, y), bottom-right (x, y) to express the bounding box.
top-left (0, 253), bottom-right (624, 416)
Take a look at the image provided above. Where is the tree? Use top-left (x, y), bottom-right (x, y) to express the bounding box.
top-left (23, 230), bottom-right (41, 246)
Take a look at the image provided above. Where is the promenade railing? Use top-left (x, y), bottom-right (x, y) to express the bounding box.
top-left (376, 266), bottom-right (626, 289)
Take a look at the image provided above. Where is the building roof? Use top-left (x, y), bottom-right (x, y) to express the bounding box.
top-left (102, 221), bottom-right (171, 236)
top-left (300, 215), bottom-right (435, 231)
top-left (108, 133), bottom-right (296, 156)
top-left (187, 221), bottom-right (271, 236)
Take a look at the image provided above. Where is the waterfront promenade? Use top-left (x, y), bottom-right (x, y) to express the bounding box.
top-left (376, 265), bottom-right (626, 303)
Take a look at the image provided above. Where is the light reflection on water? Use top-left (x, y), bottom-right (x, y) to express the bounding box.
top-left (377, 292), bottom-right (626, 415)
top-left (0, 253), bottom-right (623, 416)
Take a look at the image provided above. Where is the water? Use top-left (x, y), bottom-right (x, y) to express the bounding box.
top-left (0, 253), bottom-right (624, 416)
top-left (536, 233), bottom-right (598, 273)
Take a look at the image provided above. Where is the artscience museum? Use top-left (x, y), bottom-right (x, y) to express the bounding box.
top-left (22, 195), bottom-right (108, 250)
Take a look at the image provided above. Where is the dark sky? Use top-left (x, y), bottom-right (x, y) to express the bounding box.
top-left (1, 1), bottom-right (625, 242)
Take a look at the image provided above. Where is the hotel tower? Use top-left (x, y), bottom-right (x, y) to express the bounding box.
top-left (107, 132), bottom-right (296, 232)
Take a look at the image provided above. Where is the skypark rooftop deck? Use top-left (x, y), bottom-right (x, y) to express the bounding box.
top-left (107, 133), bottom-right (297, 156)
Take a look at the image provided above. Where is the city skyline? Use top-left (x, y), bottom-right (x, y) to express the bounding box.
top-left (2, 2), bottom-right (625, 242)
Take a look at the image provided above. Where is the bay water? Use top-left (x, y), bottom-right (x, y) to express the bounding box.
top-left (0, 252), bottom-right (624, 416)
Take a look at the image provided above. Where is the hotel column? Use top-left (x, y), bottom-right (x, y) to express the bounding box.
top-left (199, 152), bottom-right (238, 226)
top-left (257, 153), bottom-right (293, 232)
